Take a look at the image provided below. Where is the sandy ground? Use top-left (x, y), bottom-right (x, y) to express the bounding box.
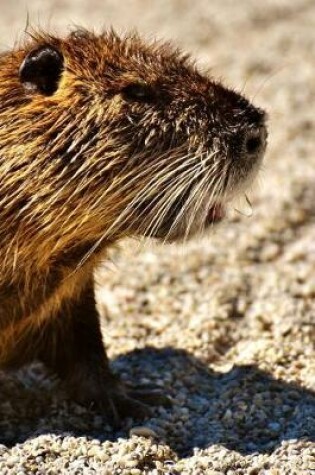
top-left (0, 0), bottom-right (314, 473)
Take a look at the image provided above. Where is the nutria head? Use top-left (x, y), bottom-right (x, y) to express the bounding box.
top-left (0, 29), bottom-right (267, 271)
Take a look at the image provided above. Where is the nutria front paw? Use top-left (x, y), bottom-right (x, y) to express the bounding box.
top-left (64, 368), bottom-right (171, 427)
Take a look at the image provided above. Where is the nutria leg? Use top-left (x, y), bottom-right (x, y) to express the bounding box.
top-left (38, 280), bottom-right (169, 425)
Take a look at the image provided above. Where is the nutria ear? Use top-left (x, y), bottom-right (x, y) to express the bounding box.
top-left (19, 45), bottom-right (64, 96)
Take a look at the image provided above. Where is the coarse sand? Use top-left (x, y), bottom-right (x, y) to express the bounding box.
top-left (0, 1), bottom-right (314, 473)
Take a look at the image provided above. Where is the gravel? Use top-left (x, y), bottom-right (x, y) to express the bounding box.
top-left (0, 0), bottom-right (314, 473)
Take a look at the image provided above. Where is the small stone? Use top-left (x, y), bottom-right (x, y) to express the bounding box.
top-left (129, 426), bottom-right (159, 439)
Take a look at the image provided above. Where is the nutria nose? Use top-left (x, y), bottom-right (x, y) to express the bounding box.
top-left (244, 125), bottom-right (267, 158)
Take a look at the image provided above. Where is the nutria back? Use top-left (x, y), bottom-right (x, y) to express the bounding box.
top-left (0, 29), bottom-right (267, 422)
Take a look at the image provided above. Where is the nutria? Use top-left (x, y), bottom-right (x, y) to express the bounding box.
top-left (0, 29), bottom-right (267, 424)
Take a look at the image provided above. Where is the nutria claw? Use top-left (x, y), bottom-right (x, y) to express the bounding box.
top-left (125, 385), bottom-right (172, 407)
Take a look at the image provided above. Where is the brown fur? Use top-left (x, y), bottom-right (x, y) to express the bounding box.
top-left (0, 29), bottom-right (267, 421)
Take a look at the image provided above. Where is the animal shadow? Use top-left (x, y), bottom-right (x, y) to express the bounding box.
top-left (0, 346), bottom-right (314, 457)
top-left (113, 347), bottom-right (315, 456)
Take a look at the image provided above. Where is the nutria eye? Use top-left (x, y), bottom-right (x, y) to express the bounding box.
top-left (122, 83), bottom-right (155, 102)
top-left (19, 45), bottom-right (64, 96)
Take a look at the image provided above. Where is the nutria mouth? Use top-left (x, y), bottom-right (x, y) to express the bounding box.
top-left (135, 179), bottom-right (226, 241)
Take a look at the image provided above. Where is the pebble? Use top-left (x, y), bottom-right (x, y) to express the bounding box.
top-left (129, 427), bottom-right (159, 439)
